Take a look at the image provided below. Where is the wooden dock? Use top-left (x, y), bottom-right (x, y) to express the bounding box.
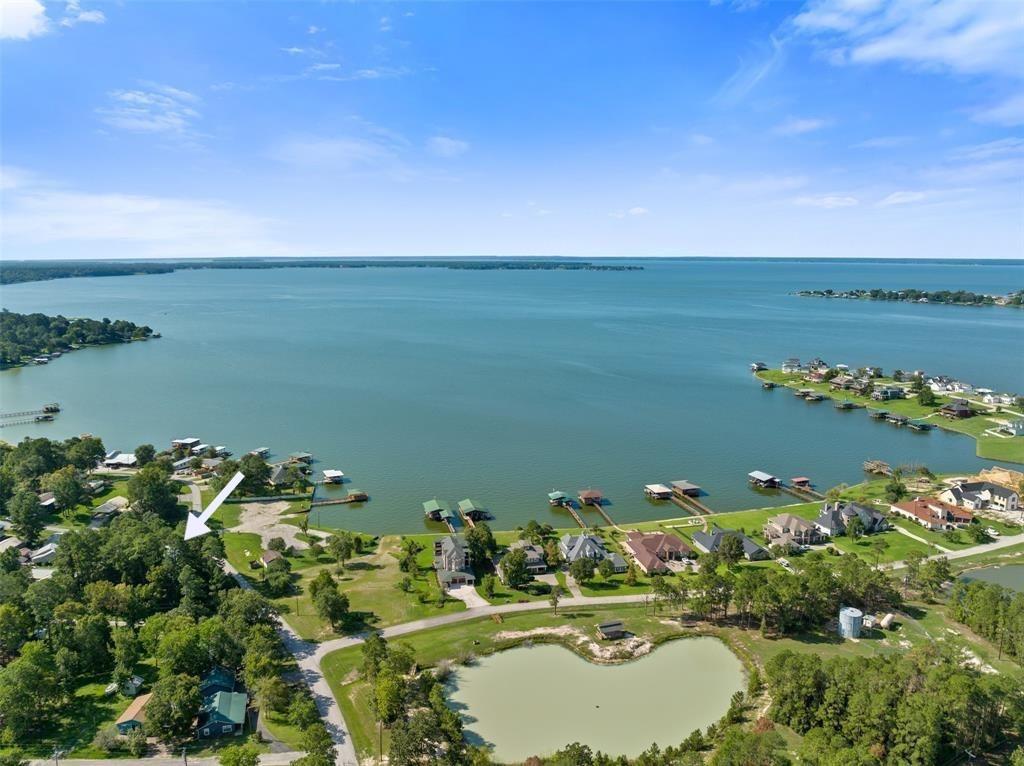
top-left (564, 504), bottom-right (588, 528)
top-left (670, 494), bottom-right (714, 515)
top-left (779, 484), bottom-right (824, 501)
top-left (590, 504), bottom-right (617, 528)
top-left (457, 508), bottom-right (477, 528)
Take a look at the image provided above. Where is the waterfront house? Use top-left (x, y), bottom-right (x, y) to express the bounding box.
top-left (829, 374), bottom-right (855, 391)
top-left (622, 531), bottom-right (692, 575)
top-left (259, 550), bottom-right (283, 568)
top-left (891, 498), bottom-right (973, 531)
top-left (597, 621), bottom-right (626, 640)
top-left (1002, 419), bottom-right (1024, 437)
top-left (781, 358), bottom-right (802, 373)
top-left (807, 357), bottom-right (829, 371)
top-left (191, 444), bottom-right (211, 456)
top-left (670, 480), bottom-right (702, 498)
top-left (322, 469), bottom-right (345, 484)
top-left (940, 400), bottom-right (974, 419)
top-left (196, 691), bottom-right (248, 739)
top-left (814, 501), bottom-right (888, 537)
top-left (497, 540), bottom-right (548, 583)
top-left (558, 534), bottom-right (627, 571)
top-left (115, 693), bottom-right (152, 734)
top-left (939, 481), bottom-right (1019, 513)
top-left (691, 527), bottom-right (769, 561)
top-left (268, 464), bottom-right (290, 487)
top-left (643, 483), bottom-right (673, 499)
top-left (872, 386), bottom-right (906, 401)
top-left (102, 451), bottom-right (138, 469)
top-left (748, 471), bottom-right (780, 489)
top-left (578, 489), bottom-right (603, 506)
top-left (763, 513), bottom-right (822, 547)
top-left (172, 457), bottom-right (193, 473)
top-left (433, 535), bottom-right (476, 587)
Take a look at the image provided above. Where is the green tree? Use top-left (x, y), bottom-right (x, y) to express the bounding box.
top-left (597, 557), bottom-right (616, 579)
top-left (845, 514), bottom-right (865, 540)
top-left (42, 465), bottom-right (85, 511)
top-left (569, 556), bottom-right (596, 586)
top-left (219, 743), bottom-right (261, 766)
top-left (398, 538), bottom-right (423, 575)
top-left (0, 604), bottom-right (33, 663)
top-left (65, 436), bottom-right (105, 471)
top-left (0, 642), bottom-right (59, 742)
top-left (498, 548), bottom-right (529, 588)
top-left (718, 534), bottom-right (745, 566)
top-left (480, 574), bottom-right (496, 598)
top-left (237, 453), bottom-right (272, 495)
top-left (133, 444), bottom-right (156, 466)
top-left (7, 489), bottom-right (46, 545)
top-left (464, 522), bottom-right (497, 566)
top-left (917, 387), bottom-right (937, 407)
top-left (624, 561), bottom-right (638, 586)
top-left (126, 463), bottom-right (178, 519)
top-left (146, 673), bottom-right (202, 741)
top-left (328, 531), bottom-right (355, 571)
top-left (710, 727), bottom-right (789, 766)
top-left (373, 671), bottom-right (406, 726)
top-left (549, 584), bottom-right (562, 614)
top-left (313, 585), bottom-right (350, 630)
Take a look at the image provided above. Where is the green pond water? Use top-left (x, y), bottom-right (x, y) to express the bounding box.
top-left (1, 259), bottom-right (1022, 534)
top-left (962, 565), bottom-right (1024, 591)
top-left (445, 638), bottom-right (744, 761)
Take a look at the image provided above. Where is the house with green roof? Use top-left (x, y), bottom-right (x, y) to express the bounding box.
top-left (196, 691), bottom-right (248, 739)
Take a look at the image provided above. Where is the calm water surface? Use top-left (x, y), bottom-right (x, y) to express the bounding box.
top-left (1, 260), bottom-right (1021, 534)
top-left (962, 565), bottom-right (1024, 591)
top-left (445, 639), bottom-right (744, 760)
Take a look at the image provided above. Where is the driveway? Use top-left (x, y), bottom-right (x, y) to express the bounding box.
top-left (446, 583), bottom-right (489, 608)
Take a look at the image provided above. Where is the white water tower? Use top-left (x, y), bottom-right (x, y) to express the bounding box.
top-left (838, 606), bottom-right (863, 639)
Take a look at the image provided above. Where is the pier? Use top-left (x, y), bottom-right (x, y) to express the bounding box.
top-left (309, 491), bottom-right (368, 507)
top-left (1, 403), bottom-right (61, 420)
top-left (589, 503), bottom-right (617, 528)
top-left (670, 494), bottom-right (714, 514)
top-left (779, 483), bottom-right (825, 501)
top-left (563, 504), bottom-right (588, 529)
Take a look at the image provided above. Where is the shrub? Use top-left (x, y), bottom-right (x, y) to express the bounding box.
top-left (92, 725), bottom-right (120, 753)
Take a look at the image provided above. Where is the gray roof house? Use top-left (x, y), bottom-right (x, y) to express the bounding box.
top-left (814, 501), bottom-right (888, 536)
top-left (939, 481), bottom-right (1019, 512)
top-left (433, 535), bottom-right (476, 587)
top-left (691, 527), bottom-right (769, 560)
top-left (496, 540), bottom-right (548, 584)
top-left (558, 534), bottom-right (627, 572)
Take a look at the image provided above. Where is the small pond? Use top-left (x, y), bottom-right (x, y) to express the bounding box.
top-left (961, 565), bottom-right (1024, 592)
top-left (445, 637), bottom-right (744, 761)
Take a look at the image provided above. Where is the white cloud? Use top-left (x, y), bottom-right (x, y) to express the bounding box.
top-left (690, 133), bottom-right (715, 146)
top-left (730, 174), bottom-right (809, 193)
top-left (793, 0), bottom-right (1024, 79)
top-left (1, 168), bottom-right (291, 258)
top-left (308, 63), bottom-right (341, 72)
top-left (307, 25), bottom-right (322, 35)
top-left (610, 207), bottom-right (651, 219)
top-left (794, 194), bottom-right (859, 208)
top-left (972, 93), bottom-right (1024, 127)
top-left (878, 190), bottom-right (927, 206)
top-left (774, 117), bottom-right (829, 136)
top-left (950, 137), bottom-right (1024, 162)
top-left (379, 16), bottom-right (392, 32)
top-left (1, 0), bottom-right (49, 40)
top-left (271, 136), bottom-right (405, 176)
top-left (281, 47), bottom-right (307, 55)
top-left (426, 136), bottom-right (469, 158)
top-left (853, 135), bottom-right (912, 149)
top-left (318, 66), bottom-right (410, 82)
top-left (715, 35), bottom-right (787, 104)
top-left (96, 84), bottom-right (201, 136)
top-left (60, 0), bottom-right (104, 28)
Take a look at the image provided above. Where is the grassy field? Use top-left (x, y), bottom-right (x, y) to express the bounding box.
top-left (757, 369), bottom-right (1024, 464)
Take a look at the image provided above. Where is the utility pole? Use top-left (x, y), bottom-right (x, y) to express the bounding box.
top-left (182, 745), bottom-right (189, 766)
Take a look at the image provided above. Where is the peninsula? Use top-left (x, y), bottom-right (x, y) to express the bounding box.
top-left (0, 309), bottom-right (156, 368)
top-left (755, 358), bottom-right (1024, 463)
top-left (795, 287), bottom-right (1023, 307)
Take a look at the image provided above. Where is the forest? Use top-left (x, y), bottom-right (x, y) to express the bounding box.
top-left (0, 258), bottom-right (641, 285)
top-left (0, 310), bottom-right (154, 366)
top-left (796, 288), bottom-right (1024, 306)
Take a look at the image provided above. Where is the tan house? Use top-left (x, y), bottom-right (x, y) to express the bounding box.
top-left (763, 513), bottom-right (821, 547)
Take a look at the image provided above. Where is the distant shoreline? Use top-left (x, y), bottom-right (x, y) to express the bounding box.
top-left (795, 288), bottom-right (1023, 308)
top-left (0, 259), bottom-right (643, 285)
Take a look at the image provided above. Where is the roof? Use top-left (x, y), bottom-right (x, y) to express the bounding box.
top-left (670, 480), bottom-right (701, 492)
top-left (767, 513), bottom-right (815, 533)
top-left (894, 497), bottom-right (973, 525)
top-left (598, 621), bottom-right (624, 631)
top-left (548, 490), bottom-right (569, 501)
top-left (457, 498), bottom-right (480, 512)
top-left (423, 499), bottom-right (449, 514)
top-left (692, 527), bottom-right (765, 558)
top-left (790, 477), bottom-right (810, 484)
top-left (748, 471), bottom-right (777, 482)
top-left (116, 693), bottom-right (152, 725)
top-left (260, 549), bottom-right (283, 564)
top-left (201, 691), bottom-right (248, 725)
top-left (578, 489), bottom-right (603, 500)
top-left (644, 483), bottom-right (673, 495)
top-left (559, 533), bottom-right (607, 562)
top-left (322, 470), bottom-right (345, 479)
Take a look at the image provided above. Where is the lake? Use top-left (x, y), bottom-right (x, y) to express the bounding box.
top-left (445, 638), bottom-right (744, 760)
top-left (1, 259), bottom-right (1022, 534)
top-left (962, 565), bottom-right (1024, 591)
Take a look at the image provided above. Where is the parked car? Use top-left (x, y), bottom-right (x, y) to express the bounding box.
top-left (985, 527), bottom-right (1000, 537)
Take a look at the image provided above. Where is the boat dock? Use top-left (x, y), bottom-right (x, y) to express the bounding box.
top-left (780, 477), bottom-right (825, 501)
top-left (667, 480), bottom-right (714, 514)
top-left (309, 491), bottom-right (368, 507)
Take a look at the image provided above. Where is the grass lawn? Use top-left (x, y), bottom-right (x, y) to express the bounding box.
top-left (829, 529), bottom-right (936, 563)
top-left (757, 369), bottom-right (1024, 464)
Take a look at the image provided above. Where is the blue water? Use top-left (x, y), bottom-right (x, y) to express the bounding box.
top-left (1, 259), bottom-right (1021, 534)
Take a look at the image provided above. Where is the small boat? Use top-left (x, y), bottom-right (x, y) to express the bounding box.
top-left (249, 447), bottom-right (270, 457)
top-left (869, 410), bottom-right (888, 420)
top-left (762, 381), bottom-right (777, 390)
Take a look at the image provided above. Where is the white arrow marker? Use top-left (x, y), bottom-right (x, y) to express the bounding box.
top-left (184, 471), bottom-right (245, 540)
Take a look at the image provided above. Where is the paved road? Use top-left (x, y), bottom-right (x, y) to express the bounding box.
top-left (887, 532), bottom-right (1024, 570)
top-left (31, 754), bottom-right (304, 766)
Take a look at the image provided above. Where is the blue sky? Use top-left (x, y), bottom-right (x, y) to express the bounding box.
top-left (1, 0), bottom-right (1021, 259)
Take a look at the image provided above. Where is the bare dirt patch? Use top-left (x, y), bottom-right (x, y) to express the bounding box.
top-left (234, 501), bottom-right (327, 549)
top-left (494, 625), bottom-right (655, 663)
